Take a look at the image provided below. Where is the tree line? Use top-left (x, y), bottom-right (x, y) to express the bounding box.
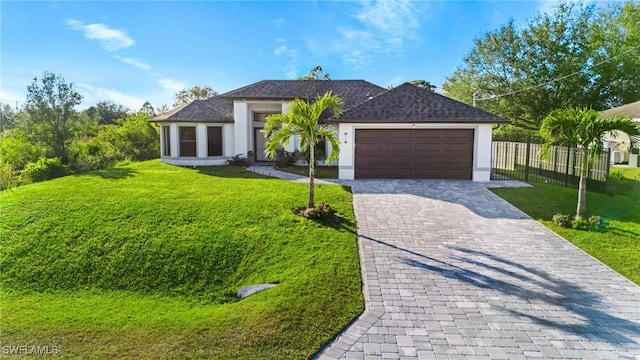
top-left (443, 1), bottom-right (639, 140)
top-left (0, 72), bottom-right (216, 189)
top-left (2, 1), bottom-right (637, 191)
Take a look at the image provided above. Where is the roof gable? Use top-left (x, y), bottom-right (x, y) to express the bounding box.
top-left (220, 80), bottom-right (386, 109)
top-left (150, 96), bottom-right (233, 123)
top-left (329, 82), bottom-right (508, 123)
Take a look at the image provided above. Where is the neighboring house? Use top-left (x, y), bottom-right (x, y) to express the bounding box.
top-left (150, 80), bottom-right (508, 181)
top-left (601, 100), bottom-right (640, 162)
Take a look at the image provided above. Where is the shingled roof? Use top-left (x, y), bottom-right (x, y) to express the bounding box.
top-left (601, 100), bottom-right (640, 120)
top-left (328, 82), bottom-right (508, 123)
top-left (220, 80), bottom-right (386, 109)
top-left (150, 96), bottom-right (233, 123)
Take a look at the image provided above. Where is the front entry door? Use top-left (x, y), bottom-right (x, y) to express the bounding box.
top-left (254, 128), bottom-right (269, 162)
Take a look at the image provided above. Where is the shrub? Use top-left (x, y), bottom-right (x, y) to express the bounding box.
top-left (0, 130), bottom-right (43, 171)
top-left (587, 215), bottom-right (606, 232)
top-left (571, 216), bottom-right (589, 230)
top-left (274, 149), bottom-right (300, 168)
top-left (19, 157), bottom-right (68, 185)
top-left (555, 213), bottom-right (607, 232)
top-left (552, 213), bottom-right (572, 228)
top-left (69, 137), bottom-right (119, 173)
top-left (98, 114), bottom-right (160, 162)
top-left (296, 202), bottom-right (342, 225)
top-left (227, 154), bottom-right (249, 167)
top-left (0, 161), bottom-right (19, 190)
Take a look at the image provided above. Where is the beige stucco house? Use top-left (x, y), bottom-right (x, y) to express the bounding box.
top-left (150, 80), bottom-right (508, 181)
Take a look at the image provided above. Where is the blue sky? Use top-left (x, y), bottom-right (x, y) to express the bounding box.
top-left (1, 1), bottom-right (559, 111)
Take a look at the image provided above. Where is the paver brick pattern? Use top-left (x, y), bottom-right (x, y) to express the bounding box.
top-left (316, 180), bottom-right (640, 360)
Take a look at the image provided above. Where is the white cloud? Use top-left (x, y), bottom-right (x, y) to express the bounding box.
top-left (66, 19), bottom-right (134, 51)
top-left (272, 18), bottom-right (285, 27)
top-left (285, 66), bottom-right (299, 80)
top-left (157, 78), bottom-right (186, 93)
top-left (326, 0), bottom-right (423, 70)
top-left (355, 0), bottom-right (418, 37)
top-left (537, 0), bottom-right (559, 16)
top-left (274, 45), bottom-right (288, 56)
top-left (281, 49), bottom-right (300, 79)
top-left (0, 88), bottom-right (25, 108)
top-left (276, 38), bottom-right (286, 43)
top-left (77, 83), bottom-right (146, 110)
top-left (113, 56), bottom-right (151, 71)
top-left (388, 75), bottom-right (403, 87)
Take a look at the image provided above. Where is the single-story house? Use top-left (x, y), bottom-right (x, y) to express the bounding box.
top-left (150, 80), bottom-right (508, 181)
top-left (601, 100), bottom-right (640, 162)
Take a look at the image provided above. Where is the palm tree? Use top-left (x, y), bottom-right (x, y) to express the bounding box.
top-left (540, 107), bottom-right (639, 217)
top-left (264, 92), bottom-right (343, 209)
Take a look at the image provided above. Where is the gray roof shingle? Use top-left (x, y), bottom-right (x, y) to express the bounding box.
top-left (601, 100), bottom-right (640, 120)
top-left (150, 96), bottom-right (233, 123)
top-left (150, 81), bottom-right (507, 125)
top-left (328, 82), bottom-right (509, 123)
top-left (220, 80), bottom-right (386, 109)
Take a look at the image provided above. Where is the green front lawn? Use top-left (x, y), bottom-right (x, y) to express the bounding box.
top-left (0, 160), bottom-right (361, 359)
top-left (491, 166), bottom-right (640, 285)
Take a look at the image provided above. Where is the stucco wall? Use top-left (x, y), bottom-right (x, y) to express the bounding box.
top-left (159, 122), bottom-right (234, 166)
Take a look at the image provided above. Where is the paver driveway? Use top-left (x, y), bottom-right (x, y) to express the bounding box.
top-left (316, 180), bottom-right (640, 360)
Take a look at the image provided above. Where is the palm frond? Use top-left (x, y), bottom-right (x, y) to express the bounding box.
top-left (540, 107), bottom-right (639, 158)
top-left (265, 126), bottom-right (296, 159)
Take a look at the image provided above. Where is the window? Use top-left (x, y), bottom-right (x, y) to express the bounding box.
top-left (207, 126), bottom-right (223, 156)
top-left (162, 126), bottom-right (171, 156)
top-left (179, 126), bottom-right (197, 157)
top-left (253, 112), bottom-right (280, 122)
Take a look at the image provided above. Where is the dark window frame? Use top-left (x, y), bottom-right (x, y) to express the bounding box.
top-left (253, 112), bottom-right (280, 122)
top-left (162, 126), bottom-right (171, 156)
top-left (179, 126), bottom-right (197, 157)
top-left (207, 126), bottom-right (223, 157)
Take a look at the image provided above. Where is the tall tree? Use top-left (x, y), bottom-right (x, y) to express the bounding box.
top-left (297, 65), bottom-right (331, 80)
top-left (409, 79), bottom-right (436, 92)
top-left (22, 71), bottom-right (83, 163)
top-left (540, 107), bottom-right (639, 217)
top-left (173, 86), bottom-right (217, 107)
top-left (85, 100), bottom-right (129, 125)
top-left (0, 103), bottom-right (16, 131)
top-left (157, 104), bottom-right (170, 115)
top-left (442, 2), bottom-right (640, 130)
top-left (139, 101), bottom-right (156, 117)
top-left (264, 92), bottom-right (343, 208)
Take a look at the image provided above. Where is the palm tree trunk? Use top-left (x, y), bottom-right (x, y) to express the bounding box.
top-left (308, 142), bottom-right (315, 209)
top-left (576, 150), bottom-right (589, 218)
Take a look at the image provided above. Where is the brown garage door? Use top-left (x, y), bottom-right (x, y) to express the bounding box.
top-left (355, 129), bottom-right (474, 179)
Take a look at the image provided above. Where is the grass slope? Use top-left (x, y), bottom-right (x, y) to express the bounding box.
top-left (491, 166), bottom-right (640, 285)
top-left (0, 160), bottom-right (362, 359)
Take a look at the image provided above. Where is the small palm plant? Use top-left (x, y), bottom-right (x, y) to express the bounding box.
top-left (264, 92), bottom-right (343, 209)
top-left (540, 107), bottom-right (639, 217)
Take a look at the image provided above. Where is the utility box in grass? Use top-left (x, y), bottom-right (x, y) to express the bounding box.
top-left (629, 153), bottom-right (640, 167)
